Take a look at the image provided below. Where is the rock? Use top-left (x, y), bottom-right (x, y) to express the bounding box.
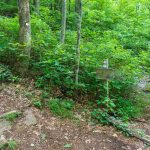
top-left (138, 76), bottom-right (150, 92)
top-left (93, 130), bottom-right (101, 133)
top-left (0, 135), bottom-right (7, 144)
top-left (0, 120), bottom-right (11, 136)
top-left (24, 109), bottom-right (37, 126)
top-left (85, 139), bottom-right (91, 144)
top-left (16, 84), bottom-right (21, 89)
top-left (112, 133), bottom-right (118, 138)
top-left (121, 146), bottom-right (127, 150)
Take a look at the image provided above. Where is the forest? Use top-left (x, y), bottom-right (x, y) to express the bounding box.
top-left (0, 0), bottom-right (150, 150)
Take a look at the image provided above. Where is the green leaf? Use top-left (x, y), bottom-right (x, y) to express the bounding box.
top-left (64, 143), bottom-right (72, 148)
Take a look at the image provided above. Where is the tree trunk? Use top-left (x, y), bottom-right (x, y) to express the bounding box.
top-left (75, 0), bottom-right (78, 12)
top-left (18, 0), bottom-right (31, 74)
top-left (75, 0), bottom-right (82, 84)
top-left (33, 0), bottom-right (40, 14)
top-left (60, 0), bottom-right (67, 44)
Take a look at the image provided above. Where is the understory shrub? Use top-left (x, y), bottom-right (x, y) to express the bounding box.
top-left (0, 140), bottom-right (17, 150)
top-left (47, 99), bottom-right (74, 118)
top-left (0, 64), bottom-right (13, 82)
top-left (0, 64), bottom-right (19, 83)
top-left (0, 2), bottom-right (18, 16)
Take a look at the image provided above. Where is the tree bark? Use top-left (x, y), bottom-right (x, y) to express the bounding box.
top-left (18, 0), bottom-right (31, 74)
top-left (75, 0), bottom-right (82, 84)
top-left (60, 0), bottom-right (67, 44)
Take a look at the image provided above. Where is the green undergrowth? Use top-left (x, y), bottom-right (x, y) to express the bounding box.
top-left (0, 64), bottom-right (13, 82)
top-left (33, 100), bottom-right (43, 109)
top-left (23, 83), bottom-right (149, 125)
top-left (29, 89), bottom-right (149, 125)
top-left (0, 64), bottom-right (20, 83)
top-left (4, 112), bottom-right (22, 122)
top-left (47, 99), bottom-right (75, 119)
top-left (0, 140), bottom-right (17, 150)
top-left (0, 2), bottom-right (17, 16)
top-left (91, 94), bottom-right (150, 124)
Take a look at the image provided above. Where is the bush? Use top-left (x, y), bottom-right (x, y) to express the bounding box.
top-left (0, 2), bottom-right (18, 17)
top-left (0, 64), bottom-right (13, 82)
top-left (91, 96), bottom-right (145, 124)
top-left (91, 109), bottom-right (110, 124)
top-left (47, 99), bottom-right (74, 118)
top-left (0, 140), bottom-right (17, 150)
top-left (33, 100), bottom-right (43, 109)
top-left (115, 97), bottom-right (141, 121)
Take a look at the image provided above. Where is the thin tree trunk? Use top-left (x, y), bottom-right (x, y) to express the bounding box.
top-left (60, 0), bottom-right (67, 44)
top-left (33, 0), bottom-right (40, 14)
top-left (75, 0), bottom-right (82, 84)
top-left (75, 0), bottom-right (77, 12)
top-left (18, 0), bottom-right (31, 74)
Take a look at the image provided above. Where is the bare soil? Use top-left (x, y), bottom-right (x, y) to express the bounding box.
top-left (0, 83), bottom-right (150, 150)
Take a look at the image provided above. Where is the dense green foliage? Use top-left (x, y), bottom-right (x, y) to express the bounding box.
top-left (0, 0), bottom-right (150, 122)
top-left (0, 140), bottom-right (17, 150)
top-left (4, 111), bottom-right (22, 122)
top-left (48, 99), bottom-right (74, 118)
top-left (0, 64), bottom-right (14, 82)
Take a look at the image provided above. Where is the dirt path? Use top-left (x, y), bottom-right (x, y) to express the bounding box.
top-left (0, 83), bottom-right (150, 150)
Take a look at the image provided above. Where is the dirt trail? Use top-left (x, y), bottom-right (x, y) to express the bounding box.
top-left (0, 83), bottom-right (150, 150)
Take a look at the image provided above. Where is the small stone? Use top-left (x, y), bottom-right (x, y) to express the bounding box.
top-left (31, 143), bottom-right (35, 147)
top-left (127, 146), bottom-right (131, 150)
top-left (112, 133), bottom-right (118, 137)
top-left (106, 139), bottom-right (112, 143)
top-left (64, 136), bottom-right (69, 140)
top-left (0, 135), bottom-right (6, 144)
top-left (122, 146), bottom-right (127, 150)
top-left (93, 130), bottom-right (101, 133)
top-left (16, 85), bottom-right (21, 88)
top-left (85, 139), bottom-right (91, 144)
